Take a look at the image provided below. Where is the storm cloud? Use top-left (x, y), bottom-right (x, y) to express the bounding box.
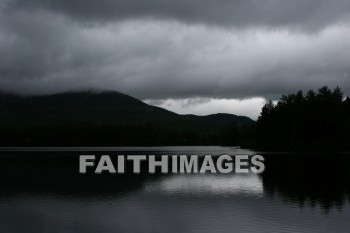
top-left (6, 0), bottom-right (350, 31)
top-left (0, 0), bottom-right (350, 117)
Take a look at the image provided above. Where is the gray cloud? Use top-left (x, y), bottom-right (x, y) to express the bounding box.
top-left (0, 0), bottom-right (349, 103)
top-left (6, 0), bottom-right (350, 31)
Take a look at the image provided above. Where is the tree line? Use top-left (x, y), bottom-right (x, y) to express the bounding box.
top-left (0, 86), bottom-right (349, 150)
top-left (254, 86), bottom-right (350, 151)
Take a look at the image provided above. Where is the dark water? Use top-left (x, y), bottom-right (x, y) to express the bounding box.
top-left (0, 146), bottom-right (350, 233)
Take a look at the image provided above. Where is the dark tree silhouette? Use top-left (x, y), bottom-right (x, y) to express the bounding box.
top-left (255, 86), bottom-right (350, 151)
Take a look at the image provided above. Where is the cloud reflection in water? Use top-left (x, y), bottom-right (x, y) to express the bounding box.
top-left (144, 174), bottom-right (263, 196)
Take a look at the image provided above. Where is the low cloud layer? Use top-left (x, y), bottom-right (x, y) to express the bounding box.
top-left (145, 98), bottom-right (266, 120)
top-left (0, 0), bottom-right (350, 116)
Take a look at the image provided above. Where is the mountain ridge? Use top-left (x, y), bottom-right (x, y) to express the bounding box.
top-left (0, 90), bottom-right (254, 146)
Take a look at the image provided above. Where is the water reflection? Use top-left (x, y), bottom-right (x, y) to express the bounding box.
top-left (1, 150), bottom-right (350, 209)
top-left (261, 153), bottom-right (350, 210)
top-left (0, 149), bottom-right (350, 232)
top-left (144, 174), bottom-right (263, 196)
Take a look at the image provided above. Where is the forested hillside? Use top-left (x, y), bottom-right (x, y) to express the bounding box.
top-left (0, 91), bottom-right (254, 146)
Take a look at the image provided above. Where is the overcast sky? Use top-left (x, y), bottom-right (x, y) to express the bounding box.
top-left (1, 0), bottom-right (350, 119)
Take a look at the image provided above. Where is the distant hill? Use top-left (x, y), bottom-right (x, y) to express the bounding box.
top-left (0, 91), bottom-right (254, 146)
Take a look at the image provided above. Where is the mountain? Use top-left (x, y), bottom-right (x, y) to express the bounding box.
top-left (0, 91), bottom-right (254, 146)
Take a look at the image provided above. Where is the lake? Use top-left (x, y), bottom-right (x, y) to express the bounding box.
top-left (0, 146), bottom-right (349, 233)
